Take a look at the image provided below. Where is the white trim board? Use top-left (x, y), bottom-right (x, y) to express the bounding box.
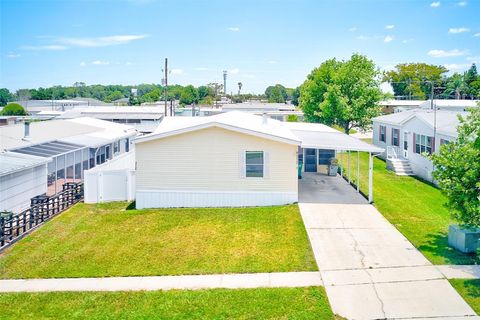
top-left (136, 190), bottom-right (298, 208)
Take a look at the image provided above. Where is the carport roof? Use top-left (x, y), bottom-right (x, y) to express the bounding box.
top-left (283, 122), bottom-right (383, 153)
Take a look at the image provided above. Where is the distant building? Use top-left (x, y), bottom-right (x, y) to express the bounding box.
top-left (175, 102), bottom-right (303, 122)
top-left (57, 106), bottom-right (164, 133)
top-left (418, 99), bottom-right (479, 112)
top-left (378, 99), bottom-right (479, 114)
top-left (378, 100), bottom-right (425, 114)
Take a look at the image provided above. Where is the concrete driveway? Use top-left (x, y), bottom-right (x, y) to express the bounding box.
top-left (299, 174), bottom-right (477, 320)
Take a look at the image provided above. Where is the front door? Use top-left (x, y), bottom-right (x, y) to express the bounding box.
top-left (403, 132), bottom-right (409, 159)
top-left (304, 148), bottom-right (317, 172)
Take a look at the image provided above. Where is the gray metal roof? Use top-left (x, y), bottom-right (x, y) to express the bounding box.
top-left (0, 152), bottom-right (50, 176)
top-left (11, 141), bottom-right (85, 158)
top-left (291, 129), bottom-right (384, 153)
top-left (373, 109), bottom-right (465, 137)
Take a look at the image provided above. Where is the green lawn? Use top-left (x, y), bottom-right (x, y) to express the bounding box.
top-left (0, 202), bottom-right (317, 279)
top-left (337, 151), bottom-right (479, 265)
top-left (0, 287), bottom-right (335, 320)
top-left (449, 279), bottom-right (480, 313)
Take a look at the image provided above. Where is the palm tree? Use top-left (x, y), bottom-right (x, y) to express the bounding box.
top-left (237, 82), bottom-right (243, 96)
top-left (444, 73), bottom-right (467, 99)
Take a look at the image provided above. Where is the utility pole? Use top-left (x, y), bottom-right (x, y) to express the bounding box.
top-left (164, 58), bottom-right (168, 116)
top-left (223, 70), bottom-right (227, 96)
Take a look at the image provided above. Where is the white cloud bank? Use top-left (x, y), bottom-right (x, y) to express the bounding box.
top-left (385, 25), bottom-right (395, 29)
top-left (59, 34), bottom-right (149, 47)
top-left (427, 49), bottom-right (467, 57)
top-left (22, 34), bottom-right (149, 51)
top-left (384, 35), bottom-right (394, 43)
top-left (448, 27), bottom-right (470, 34)
top-left (430, 1), bottom-right (440, 7)
top-left (227, 27), bottom-right (240, 32)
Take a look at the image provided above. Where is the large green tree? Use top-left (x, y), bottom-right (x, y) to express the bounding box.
top-left (299, 53), bottom-right (382, 134)
top-left (0, 88), bottom-right (13, 106)
top-left (265, 84), bottom-right (288, 103)
top-left (431, 107), bottom-right (480, 227)
top-left (179, 85), bottom-right (199, 105)
top-left (384, 63), bottom-right (448, 99)
top-left (0, 103), bottom-right (28, 116)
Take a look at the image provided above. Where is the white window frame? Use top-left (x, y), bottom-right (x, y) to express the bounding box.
top-left (245, 151), bottom-right (264, 178)
top-left (379, 125), bottom-right (386, 142)
top-left (415, 134), bottom-right (433, 155)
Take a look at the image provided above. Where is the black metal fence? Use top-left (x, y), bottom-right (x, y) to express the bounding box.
top-left (0, 182), bottom-right (84, 250)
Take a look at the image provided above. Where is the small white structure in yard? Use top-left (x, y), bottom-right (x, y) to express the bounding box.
top-left (372, 109), bottom-right (464, 181)
top-left (134, 111), bottom-right (382, 208)
top-left (0, 152), bottom-right (50, 213)
top-left (84, 152), bottom-right (135, 203)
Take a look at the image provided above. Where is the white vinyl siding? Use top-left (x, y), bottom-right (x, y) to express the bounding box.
top-left (136, 126), bottom-right (297, 193)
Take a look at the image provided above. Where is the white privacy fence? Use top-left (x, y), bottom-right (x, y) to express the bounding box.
top-left (84, 152), bottom-right (135, 203)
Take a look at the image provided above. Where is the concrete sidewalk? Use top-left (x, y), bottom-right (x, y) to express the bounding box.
top-left (299, 202), bottom-right (478, 320)
top-left (0, 271), bottom-right (322, 292)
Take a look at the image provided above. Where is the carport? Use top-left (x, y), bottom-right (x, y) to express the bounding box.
top-left (284, 122), bottom-right (384, 203)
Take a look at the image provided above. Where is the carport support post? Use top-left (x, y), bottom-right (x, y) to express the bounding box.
top-left (348, 150), bottom-right (351, 183)
top-left (368, 152), bottom-right (373, 203)
top-left (356, 151), bottom-right (360, 192)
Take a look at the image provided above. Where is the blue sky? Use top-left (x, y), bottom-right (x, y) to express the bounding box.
top-left (1, 0), bottom-right (479, 93)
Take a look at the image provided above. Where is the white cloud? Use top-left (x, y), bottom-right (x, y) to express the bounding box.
top-left (227, 27), bottom-right (240, 32)
top-left (356, 35), bottom-right (369, 40)
top-left (385, 25), bottom-right (395, 29)
top-left (170, 68), bottom-right (183, 75)
top-left (402, 38), bottom-right (414, 44)
top-left (348, 27), bottom-right (357, 32)
top-left (79, 61), bottom-right (87, 67)
top-left (91, 60), bottom-right (109, 65)
top-left (267, 60), bottom-right (277, 64)
top-left (6, 52), bottom-right (20, 58)
top-left (466, 56), bottom-right (479, 62)
top-left (430, 1), bottom-right (440, 7)
top-left (230, 68), bottom-right (240, 74)
top-left (194, 67), bottom-right (208, 71)
top-left (125, 61), bottom-right (133, 66)
top-left (448, 27), bottom-right (470, 34)
top-left (427, 49), bottom-right (467, 57)
top-left (58, 34), bottom-right (149, 47)
top-left (474, 33), bottom-right (480, 37)
top-left (443, 63), bottom-right (470, 71)
top-left (457, 1), bottom-right (467, 6)
top-left (21, 34), bottom-right (148, 51)
top-left (384, 35), bottom-right (394, 43)
top-left (21, 44), bottom-right (68, 51)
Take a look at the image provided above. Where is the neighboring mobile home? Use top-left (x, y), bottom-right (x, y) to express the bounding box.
top-left (134, 111), bottom-right (382, 208)
top-left (0, 118), bottom-right (137, 212)
top-left (0, 152), bottom-right (50, 213)
top-left (372, 109), bottom-right (463, 181)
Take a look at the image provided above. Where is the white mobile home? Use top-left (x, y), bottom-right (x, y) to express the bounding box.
top-left (0, 152), bottom-right (50, 213)
top-left (0, 118), bottom-right (137, 211)
top-left (372, 110), bottom-right (463, 181)
top-left (134, 111), bottom-right (382, 208)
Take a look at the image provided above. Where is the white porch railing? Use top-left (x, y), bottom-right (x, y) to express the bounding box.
top-left (386, 146), bottom-right (401, 160)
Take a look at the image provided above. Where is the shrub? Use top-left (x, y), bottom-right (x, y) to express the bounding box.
top-left (0, 103), bottom-right (28, 116)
